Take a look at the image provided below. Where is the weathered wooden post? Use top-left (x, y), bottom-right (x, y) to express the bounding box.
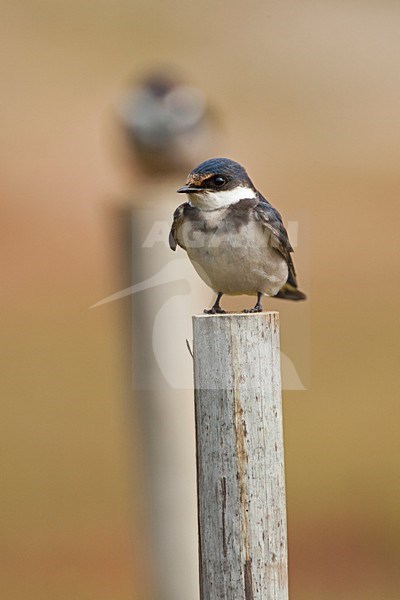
top-left (192, 312), bottom-right (288, 600)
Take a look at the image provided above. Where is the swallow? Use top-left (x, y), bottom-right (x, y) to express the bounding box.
top-left (169, 157), bottom-right (306, 313)
top-left (118, 69), bottom-right (214, 175)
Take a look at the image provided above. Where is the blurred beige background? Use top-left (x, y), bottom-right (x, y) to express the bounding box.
top-left (1, 1), bottom-right (400, 599)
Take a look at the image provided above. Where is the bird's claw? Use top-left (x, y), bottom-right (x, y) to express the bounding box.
top-left (204, 307), bottom-right (226, 314)
top-left (243, 304), bottom-right (263, 313)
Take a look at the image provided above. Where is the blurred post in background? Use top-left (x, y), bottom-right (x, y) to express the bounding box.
top-left (115, 69), bottom-right (222, 600)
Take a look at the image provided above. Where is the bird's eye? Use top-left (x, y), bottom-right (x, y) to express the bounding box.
top-left (213, 176), bottom-right (226, 187)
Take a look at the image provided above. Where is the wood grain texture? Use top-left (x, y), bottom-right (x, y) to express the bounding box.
top-left (193, 312), bottom-right (288, 600)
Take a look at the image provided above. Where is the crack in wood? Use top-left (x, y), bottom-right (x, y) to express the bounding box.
top-left (221, 476), bottom-right (227, 558)
top-left (244, 558), bottom-right (254, 600)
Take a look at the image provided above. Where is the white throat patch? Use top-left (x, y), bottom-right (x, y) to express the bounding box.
top-left (188, 186), bottom-right (256, 211)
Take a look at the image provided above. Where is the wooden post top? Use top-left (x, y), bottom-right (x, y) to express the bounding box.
top-left (193, 310), bottom-right (279, 318)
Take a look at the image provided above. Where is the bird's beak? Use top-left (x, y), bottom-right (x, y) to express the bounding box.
top-left (177, 185), bottom-right (202, 194)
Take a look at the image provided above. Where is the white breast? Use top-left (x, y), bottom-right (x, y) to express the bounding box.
top-left (183, 214), bottom-right (288, 297)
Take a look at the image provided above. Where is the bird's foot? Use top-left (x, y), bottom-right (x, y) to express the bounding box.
top-left (204, 292), bottom-right (225, 314)
top-left (243, 303), bottom-right (263, 313)
top-left (204, 306), bottom-right (226, 315)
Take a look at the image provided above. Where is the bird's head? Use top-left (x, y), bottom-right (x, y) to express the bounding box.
top-left (177, 157), bottom-right (256, 210)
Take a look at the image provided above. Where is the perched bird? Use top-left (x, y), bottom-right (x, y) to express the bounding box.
top-left (118, 69), bottom-right (216, 175)
top-left (169, 157), bottom-right (306, 313)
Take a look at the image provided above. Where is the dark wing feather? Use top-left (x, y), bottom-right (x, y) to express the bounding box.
top-left (254, 193), bottom-right (306, 300)
top-left (169, 203), bottom-right (188, 251)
